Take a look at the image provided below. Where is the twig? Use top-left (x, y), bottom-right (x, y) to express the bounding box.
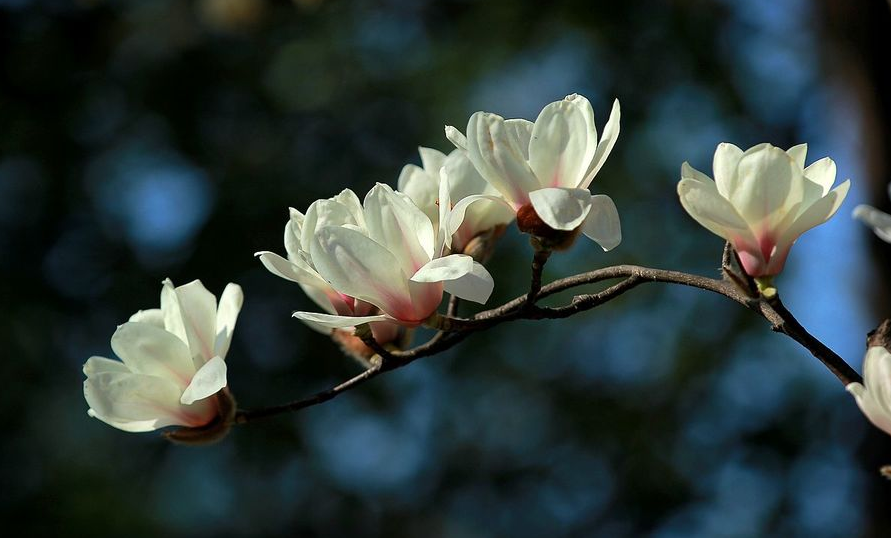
top-left (526, 246), bottom-right (552, 305)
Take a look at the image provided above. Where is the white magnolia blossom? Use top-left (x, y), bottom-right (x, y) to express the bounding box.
top-left (288, 183), bottom-right (494, 329)
top-left (853, 183), bottom-right (891, 243)
top-left (444, 93), bottom-right (622, 251)
top-left (255, 189), bottom-right (400, 343)
top-left (398, 146), bottom-right (514, 252)
top-left (847, 346), bottom-right (891, 437)
top-left (678, 143), bottom-right (850, 277)
top-left (83, 279), bottom-right (243, 433)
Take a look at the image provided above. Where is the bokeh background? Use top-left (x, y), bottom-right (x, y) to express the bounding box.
top-left (2, 0), bottom-right (890, 535)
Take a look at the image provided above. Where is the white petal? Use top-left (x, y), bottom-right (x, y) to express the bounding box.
top-left (863, 346), bottom-right (891, 414)
top-left (445, 125), bottom-right (467, 151)
top-left (128, 309), bottom-right (163, 327)
top-left (446, 194), bottom-right (515, 239)
top-left (677, 178), bottom-right (751, 239)
top-left (853, 204), bottom-right (891, 243)
top-left (84, 371), bottom-right (200, 431)
top-left (310, 226), bottom-right (411, 314)
top-left (111, 322), bottom-right (195, 385)
top-left (731, 145), bottom-right (803, 225)
top-left (180, 356), bottom-right (227, 405)
top-left (83, 356), bottom-right (131, 376)
top-left (292, 311), bottom-right (392, 329)
top-left (170, 279), bottom-right (218, 365)
top-left (465, 112), bottom-right (540, 205)
top-left (779, 180), bottom-right (850, 245)
top-left (848, 381), bottom-right (891, 436)
top-left (503, 119), bottom-right (534, 160)
top-left (582, 98), bottom-right (621, 188)
top-left (442, 259), bottom-right (494, 304)
top-left (256, 251), bottom-right (329, 290)
top-left (581, 194), bottom-right (622, 251)
top-left (438, 167), bottom-right (452, 251)
top-left (529, 187), bottom-right (593, 231)
top-left (363, 183), bottom-right (435, 273)
top-left (301, 191), bottom-right (364, 249)
top-left (786, 143), bottom-right (808, 168)
top-left (680, 162), bottom-right (713, 185)
top-left (529, 100), bottom-right (590, 189)
top-left (397, 163), bottom-right (439, 224)
top-left (418, 146), bottom-right (447, 175)
top-left (712, 142), bottom-right (745, 198)
top-left (803, 157), bottom-right (837, 196)
top-left (410, 254), bottom-right (474, 283)
top-left (284, 211), bottom-right (304, 260)
top-left (161, 278), bottom-right (188, 346)
top-left (213, 283), bottom-right (243, 360)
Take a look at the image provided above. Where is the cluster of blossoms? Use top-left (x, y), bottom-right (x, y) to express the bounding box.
top-left (82, 92), bottom-right (891, 446)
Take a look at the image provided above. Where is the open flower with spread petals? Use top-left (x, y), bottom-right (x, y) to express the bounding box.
top-left (853, 183), bottom-right (891, 243)
top-left (445, 93), bottom-right (622, 251)
top-left (398, 146), bottom-right (514, 255)
top-left (847, 345), bottom-right (891, 437)
top-left (255, 189), bottom-right (401, 346)
top-left (83, 279), bottom-right (242, 443)
top-left (291, 183), bottom-right (494, 330)
top-left (677, 143), bottom-right (850, 278)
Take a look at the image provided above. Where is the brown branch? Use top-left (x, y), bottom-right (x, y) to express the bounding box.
top-left (235, 264), bottom-right (861, 423)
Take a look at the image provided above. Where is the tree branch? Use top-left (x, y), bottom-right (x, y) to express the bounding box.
top-left (235, 263), bottom-right (862, 423)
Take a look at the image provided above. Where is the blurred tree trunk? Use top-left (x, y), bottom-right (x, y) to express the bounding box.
top-left (821, 0), bottom-right (891, 533)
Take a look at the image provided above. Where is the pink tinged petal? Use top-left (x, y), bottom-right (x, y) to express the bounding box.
top-left (677, 178), bottom-right (751, 239)
top-left (730, 145), bottom-right (804, 226)
top-left (803, 157), bottom-right (837, 196)
top-left (786, 143), bottom-right (808, 169)
top-left (171, 279), bottom-right (218, 366)
top-left (445, 125), bottom-right (467, 151)
top-left (84, 371), bottom-right (213, 431)
top-left (466, 112), bottom-right (539, 205)
top-left (529, 187), bottom-right (593, 231)
top-left (213, 283), bottom-right (243, 360)
top-left (406, 280), bottom-right (444, 323)
top-left (528, 100), bottom-right (590, 189)
top-left (110, 322), bottom-right (195, 387)
top-left (581, 194), bottom-right (622, 251)
top-left (364, 183), bottom-right (435, 273)
top-left (310, 226), bottom-right (412, 317)
top-left (128, 309), bottom-right (164, 327)
top-left (712, 142), bottom-right (745, 198)
top-left (582, 98), bottom-right (621, 189)
top-left (442, 259), bottom-right (494, 304)
top-left (180, 356), bottom-right (227, 405)
top-left (853, 204), bottom-right (891, 243)
top-left (291, 311), bottom-right (392, 329)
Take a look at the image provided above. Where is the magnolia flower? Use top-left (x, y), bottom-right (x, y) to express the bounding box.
top-left (847, 345), bottom-right (891, 437)
top-left (853, 183), bottom-right (891, 243)
top-left (291, 183), bottom-right (494, 329)
top-left (83, 279), bottom-right (242, 440)
top-left (677, 143), bottom-right (850, 278)
top-left (398, 146), bottom-right (514, 253)
top-left (256, 189), bottom-right (401, 344)
top-left (445, 93), bottom-right (621, 251)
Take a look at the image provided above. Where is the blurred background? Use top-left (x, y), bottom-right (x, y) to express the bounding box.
top-left (2, 0), bottom-right (890, 535)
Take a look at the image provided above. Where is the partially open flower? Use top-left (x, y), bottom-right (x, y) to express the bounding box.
top-left (256, 189), bottom-right (401, 345)
top-left (677, 143), bottom-right (850, 277)
top-left (291, 183), bottom-right (495, 330)
top-left (445, 93), bottom-right (622, 252)
top-left (83, 279), bottom-right (242, 443)
top-left (398, 146), bottom-right (514, 255)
